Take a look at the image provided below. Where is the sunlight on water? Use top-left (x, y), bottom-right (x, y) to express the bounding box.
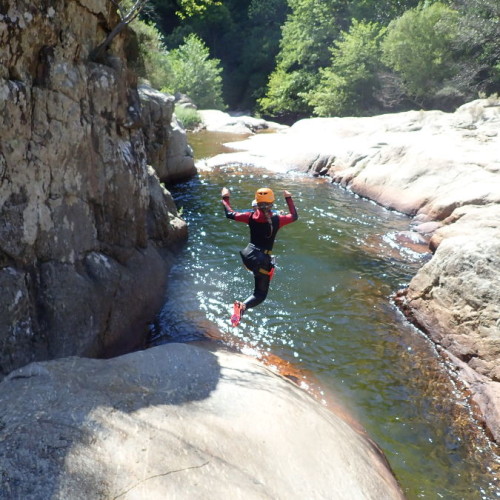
top-left (152, 134), bottom-right (500, 500)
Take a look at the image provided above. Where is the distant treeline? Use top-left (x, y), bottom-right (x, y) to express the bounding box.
top-left (134, 0), bottom-right (500, 121)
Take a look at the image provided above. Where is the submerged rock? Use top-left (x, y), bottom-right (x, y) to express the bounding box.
top-left (0, 343), bottom-right (404, 500)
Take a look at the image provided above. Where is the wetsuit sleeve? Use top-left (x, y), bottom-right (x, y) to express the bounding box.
top-left (222, 197), bottom-right (252, 223)
top-left (278, 196), bottom-right (298, 228)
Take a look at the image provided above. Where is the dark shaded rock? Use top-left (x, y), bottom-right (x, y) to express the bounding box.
top-left (139, 85), bottom-right (196, 183)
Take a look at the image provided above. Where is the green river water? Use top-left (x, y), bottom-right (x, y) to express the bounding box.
top-left (153, 131), bottom-right (500, 499)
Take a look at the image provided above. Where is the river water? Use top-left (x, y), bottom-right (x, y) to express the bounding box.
top-left (153, 130), bottom-right (500, 499)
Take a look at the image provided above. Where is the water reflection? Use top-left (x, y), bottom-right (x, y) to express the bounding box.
top-left (153, 137), bottom-right (500, 499)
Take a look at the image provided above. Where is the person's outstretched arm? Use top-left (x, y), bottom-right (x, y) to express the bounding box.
top-left (278, 190), bottom-right (298, 227)
top-left (221, 187), bottom-right (251, 223)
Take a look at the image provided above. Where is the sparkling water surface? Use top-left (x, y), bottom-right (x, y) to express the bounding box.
top-left (152, 131), bottom-right (500, 499)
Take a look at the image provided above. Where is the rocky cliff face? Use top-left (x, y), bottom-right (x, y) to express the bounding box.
top-left (0, 0), bottom-right (189, 378)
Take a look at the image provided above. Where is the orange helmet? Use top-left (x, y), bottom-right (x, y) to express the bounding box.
top-left (255, 187), bottom-right (275, 204)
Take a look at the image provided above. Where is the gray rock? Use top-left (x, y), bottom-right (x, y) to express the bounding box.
top-left (139, 85), bottom-right (196, 183)
top-left (403, 204), bottom-right (500, 441)
top-left (0, 1), bottom-right (187, 377)
top-left (199, 109), bottom-right (287, 134)
top-left (0, 343), bottom-right (405, 500)
top-left (174, 92), bottom-right (197, 109)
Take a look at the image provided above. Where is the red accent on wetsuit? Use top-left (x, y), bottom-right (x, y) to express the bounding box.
top-left (222, 195), bottom-right (298, 310)
top-left (222, 196), bottom-right (299, 229)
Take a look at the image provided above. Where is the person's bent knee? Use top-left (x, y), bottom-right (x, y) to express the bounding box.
top-left (244, 290), bottom-right (268, 310)
top-left (253, 289), bottom-right (268, 306)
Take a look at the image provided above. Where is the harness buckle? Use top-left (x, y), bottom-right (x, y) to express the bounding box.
top-left (250, 243), bottom-right (272, 255)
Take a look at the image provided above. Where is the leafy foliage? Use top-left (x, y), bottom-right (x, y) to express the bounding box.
top-left (451, 0), bottom-right (500, 97)
top-left (306, 20), bottom-right (386, 116)
top-left (130, 0), bottom-right (500, 117)
top-left (126, 12), bottom-right (225, 110)
top-left (176, 0), bottom-right (222, 18)
top-left (151, 0), bottom-right (287, 110)
top-left (128, 18), bottom-right (171, 90)
top-left (229, 0), bottom-right (288, 109)
top-left (258, 67), bottom-right (317, 119)
top-left (162, 34), bottom-right (225, 109)
top-left (346, 0), bottom-right (421, 25)
top-left (259, 0), bottom-right (349, 119)
top-left (174, 105), bottom-right (203, 129)
top-left (381, 2), bottom-right (459, 102)
top-left (136, 0), bottom-right (219, 19)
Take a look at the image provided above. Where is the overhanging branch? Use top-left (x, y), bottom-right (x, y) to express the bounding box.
top-left (90, 0), bottom-right (148, 62)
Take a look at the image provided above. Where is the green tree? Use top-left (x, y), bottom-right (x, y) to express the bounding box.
top-left (142, 0), bottom-right (218, 21)
top-left (347, 0), bottom-right (421, 25)
top-left (306, 20), bottom-right (386, 116)
top-left (259, 67), bottom-right (317, 118)
top-left (128, 18), bottom-right (171, 90)
top-left (93, 1), bottom-right (221, 91)
top-left (452, 0), bottom-right (500, 97)
top-left (153, 1), bottom-right (246, 108)
top-left (229, 0), bottom-right (288, 109)
top-left (152, 0), bottom-right (287, 110)
top-left (381, 2), bottom-right (459, 104)
top-left (97, 0), bottom-right (217, 59)
top-left (259, 0), bottom-right (349, 120)
top-left (163, 34), bottom-right (225, 109)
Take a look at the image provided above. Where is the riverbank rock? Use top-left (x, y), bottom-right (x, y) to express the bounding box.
top-left (203, 101), bottom-right (500, 220)
top-left (139, 85), bottom-right (196, 183)
top-left (0, 1), bottom-right (187, 378)
top-left (0, 343), bottom-right (405, 500)
top-left (199, 109), bottom-right (287, 134)
top-left (201, 99), bottom-right (500, 441)
top-left (400, 204), bottom-right (500, 441)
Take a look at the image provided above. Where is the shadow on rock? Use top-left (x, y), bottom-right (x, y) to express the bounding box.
top-left (0, 342), bottom-right (405, 499)
top-left (0, 344), bottom-right (220, 499)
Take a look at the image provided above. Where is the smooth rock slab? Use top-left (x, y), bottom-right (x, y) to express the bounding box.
top-left (0, 343), bottom-right (404, 500)
top-left (199, 109), bottom-right (287, 134)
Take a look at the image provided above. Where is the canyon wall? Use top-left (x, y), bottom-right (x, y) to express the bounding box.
top-left (0, 0), bottom-right (190, 377)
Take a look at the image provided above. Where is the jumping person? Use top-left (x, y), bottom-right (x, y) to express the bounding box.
top-left (221, 186), bottom-right (298, 326)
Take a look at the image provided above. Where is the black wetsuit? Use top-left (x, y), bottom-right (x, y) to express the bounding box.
top-left (222, 196), bottom-right (298, 310)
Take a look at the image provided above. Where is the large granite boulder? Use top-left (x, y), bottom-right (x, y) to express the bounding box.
top-left (0, 343), bottom-right (405, 500)
top-left (139, 85), bottom-right (196, 183)
top-left (0, 1), bottom-right (187, 378)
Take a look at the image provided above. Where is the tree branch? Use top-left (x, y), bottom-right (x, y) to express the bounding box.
top-left (90, 0), bottom-right (148, 63)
